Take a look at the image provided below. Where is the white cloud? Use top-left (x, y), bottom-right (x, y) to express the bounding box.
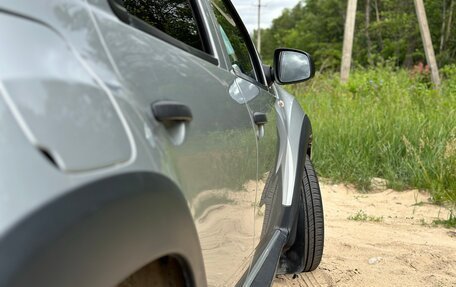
top-left (231, 0), bottom-right (300, 32)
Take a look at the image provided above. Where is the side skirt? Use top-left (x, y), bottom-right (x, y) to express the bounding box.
top-left (239, 229), bottom-right (288, 287)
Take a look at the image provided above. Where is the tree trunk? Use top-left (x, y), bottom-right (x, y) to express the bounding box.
top-left (373, 0), bottom-right (383, 50)
top-left (365, 0), bottom-right (372, 64)
top-left (440, 0), bottom-right (447, 53)
top-left (445, 0), bottom-right (454, 44)
top-left (341, 0), bottom-right (358, 83)
top-left (374, 0), bottom-right (381, 22)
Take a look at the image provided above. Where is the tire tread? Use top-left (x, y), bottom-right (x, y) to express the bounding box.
top-left (301, 156), bottom-right (324, 272)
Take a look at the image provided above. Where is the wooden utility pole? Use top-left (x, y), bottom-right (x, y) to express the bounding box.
top-left (257, 0), bottom-right (262, 54)
top-left (341, 0), bottom-right (358, 83)
top-left (414, 0), bottom-right (441, 86)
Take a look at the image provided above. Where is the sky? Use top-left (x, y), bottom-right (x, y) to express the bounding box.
top-left (231, 0), bottom-right (301, 33)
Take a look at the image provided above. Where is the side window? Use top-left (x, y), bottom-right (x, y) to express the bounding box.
top-left (210, 0), bottom-right (256, 80)
top-left (115, 0), bottom-right (204, 51)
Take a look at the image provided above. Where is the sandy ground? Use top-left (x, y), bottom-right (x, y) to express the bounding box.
top-left (274, 181), bottom-right (456, 287)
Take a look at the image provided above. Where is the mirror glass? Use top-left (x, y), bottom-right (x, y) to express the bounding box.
top-left (278, 51), bottom-right (311, 83)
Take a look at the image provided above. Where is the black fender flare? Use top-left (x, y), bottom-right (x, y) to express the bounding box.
top-left (0, 172), bottom-right (206, 287)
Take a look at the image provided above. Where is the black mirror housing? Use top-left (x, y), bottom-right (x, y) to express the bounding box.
top-left (273, 48), bottom-right (315, 85)
top-left (262, 64), bottom-right (274, 86)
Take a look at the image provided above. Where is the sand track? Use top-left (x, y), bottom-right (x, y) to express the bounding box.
top-left (274, 182), bottom-right (456, 287)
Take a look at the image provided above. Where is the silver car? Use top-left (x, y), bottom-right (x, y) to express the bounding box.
top-left (0, 0), bottom-right (324, 286)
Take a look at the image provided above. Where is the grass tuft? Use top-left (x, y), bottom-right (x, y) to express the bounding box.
top-left (432, 211), bottom-right (456, 228)
top-left (348, 210), bottom-right (384, 222)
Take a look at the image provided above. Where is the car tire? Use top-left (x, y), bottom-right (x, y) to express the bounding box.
top-left (118, 257), bottom-right (186, 287)
top-left (260, 172), bottom-right (279, 238)
top-left (298, 155), bottom-right (324, 272)
top-left (261, 154), bottom-right (324, 274)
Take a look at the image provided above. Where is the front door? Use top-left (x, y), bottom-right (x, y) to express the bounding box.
top-left (88, 0), bottom-right (258, 285)
top-left (206, 0), bottom-right (281, 283)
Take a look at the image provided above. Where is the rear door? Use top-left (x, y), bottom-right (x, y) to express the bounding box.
top-left (88, 0), bottom-right (259, 285)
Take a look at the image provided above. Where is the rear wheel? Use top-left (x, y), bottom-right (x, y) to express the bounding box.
top-left (298, 155), bottom-right (324, 272)
top-left (117, 257), bottom-right (186, 287)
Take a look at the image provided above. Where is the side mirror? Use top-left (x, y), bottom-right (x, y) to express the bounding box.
top-left (273, 48), bottom-right (315, 85)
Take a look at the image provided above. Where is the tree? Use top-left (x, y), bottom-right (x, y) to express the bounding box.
top-left (123, 0), bottom-right (203, 50)
top-left (256, 0), bottom-right (456, 72)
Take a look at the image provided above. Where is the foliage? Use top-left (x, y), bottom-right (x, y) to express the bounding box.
top-left (212, 0), bottom-right (255, 76)
top-left (289, 67), bottom-right (456, 204)
top-left (256, 0), bottom-right (456, 71)
top-left (123, 0), bottom-right (203, 50)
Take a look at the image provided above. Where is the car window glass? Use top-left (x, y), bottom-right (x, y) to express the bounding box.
top-left (118, 0), bottom-right (204, 51)
top-left (211, 0), bottom-right (256, 80)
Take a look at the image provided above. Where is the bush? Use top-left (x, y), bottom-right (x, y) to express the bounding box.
top-left (289, 67), bottom-right (456, 204)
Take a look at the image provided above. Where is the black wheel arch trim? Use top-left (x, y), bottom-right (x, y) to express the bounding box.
top-left (0, 172), bottom-right (206, 287)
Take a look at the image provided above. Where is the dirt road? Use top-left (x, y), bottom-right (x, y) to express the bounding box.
top-left (274, 181), bottom-right (456, 287)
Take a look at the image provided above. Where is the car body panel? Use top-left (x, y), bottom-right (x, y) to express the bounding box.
top-left (0, 0), bottom-right (315, 286)
top-left (86, 1), bottom-right (259, 284)
top-left (1, 172), bottom-right (206, 287)
top-left (0, 13), bottom-right (133, 172)
top-left (274, 85), bottom-right (308, 206)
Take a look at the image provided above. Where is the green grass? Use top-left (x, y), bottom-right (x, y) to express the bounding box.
top-left (289, 66), bottom-right (456, 204)
top-left (432, 212), bottom-right (456, 228)
top-left (348, 210), bottom-right (384, 222)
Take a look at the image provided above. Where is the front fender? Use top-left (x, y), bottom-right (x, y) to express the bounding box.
top-left (274, 85), bottom-right (313, 207)
top-left (0, 172), bottom-right (206, 287)
top-left (271, 85), bottom-right (315, 274)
